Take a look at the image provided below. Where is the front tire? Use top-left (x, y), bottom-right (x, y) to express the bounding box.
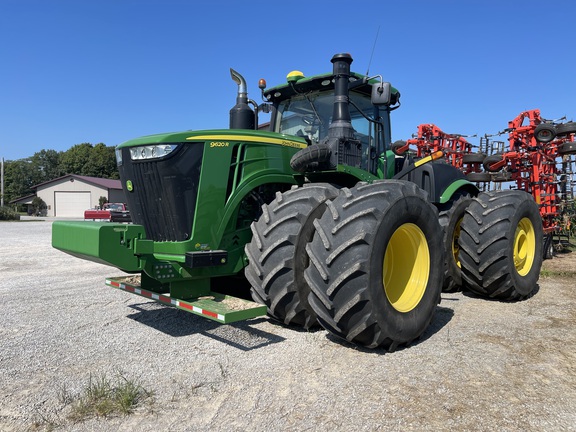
top-left (244, 184), bottom-right (339, 328)
top-left (306, 180), bottom-right (444, 350)
top-left (459, 190), bottom-right (543, 300)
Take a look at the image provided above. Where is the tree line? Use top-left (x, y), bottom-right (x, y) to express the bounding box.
top-left (2, 143), bottom-right (118, 204)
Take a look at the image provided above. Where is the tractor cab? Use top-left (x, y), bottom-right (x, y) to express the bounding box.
top-left (261, 67), bottom-right (401, 177)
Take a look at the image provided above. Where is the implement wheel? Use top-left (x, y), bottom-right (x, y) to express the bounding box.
top-left (483, 154), bottom-right (505, 172)
top-left (462, 153), bottom-right (486, 164)
top-left (306, 180), bottom-right (443, 350)
top-left (534, 123), bottom-right (556, 143)
top-left (555, 122), bottom-right (576, 136)
top-left (438, 192), bottom-right (473, 292)
top-left (466, 172), bottom-right (492, 182)
top-left (458, 190), bottom-right (543, 300)
top-left (244, 184), bottom-right (339, 328)
top-left (559, 142), bottom-right (576, 155)
top-left (543, 233), bottom-right (554, 260)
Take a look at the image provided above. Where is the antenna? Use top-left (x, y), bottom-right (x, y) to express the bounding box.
top-left (366, 26), bottom-right (381, 76)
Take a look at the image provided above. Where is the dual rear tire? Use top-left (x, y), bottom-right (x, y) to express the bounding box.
top-left (245, 183), bottom-right (543, 349)
top-left (458, 190), bottom-right (543, 300)
top-left (246, 180), bottom-right (444, 349)
top-left (435, 190), bottom-right (543, 299)
top-left (244, 184), bottom-right (339, 329)
top-left (305, 181), bottom-right (443, 350)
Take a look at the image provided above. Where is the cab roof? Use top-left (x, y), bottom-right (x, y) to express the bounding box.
top-left (263, 71), bottom-right (399, 105)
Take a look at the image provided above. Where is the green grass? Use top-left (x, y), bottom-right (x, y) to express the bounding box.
top-left (67, 372), bottom-right (154, 423)
top-left (540, 268), bottom-right (576, 278)
top-left (540, 269), bottom-right (566, 278)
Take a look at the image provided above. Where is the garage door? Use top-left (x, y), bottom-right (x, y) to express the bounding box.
top-left (55, 192), bottom-right (91, 217)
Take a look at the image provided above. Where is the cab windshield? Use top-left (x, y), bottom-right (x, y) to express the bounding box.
top-left (275, 90), bottom-right (375, 147)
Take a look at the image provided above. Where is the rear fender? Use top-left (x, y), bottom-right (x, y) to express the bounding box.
top-left (395, 162), bottom-right (477, 204)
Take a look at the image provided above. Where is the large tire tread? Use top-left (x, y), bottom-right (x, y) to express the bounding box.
top-left (244, 184), bottom-right (339, 328)
top-left (458, 190), bottom-right (543, 301)
top-left (306, 180), bottom-right (443, 350)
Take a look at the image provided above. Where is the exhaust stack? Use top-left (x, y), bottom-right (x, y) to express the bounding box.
top-left (229, 68), bottom-right (255, 130)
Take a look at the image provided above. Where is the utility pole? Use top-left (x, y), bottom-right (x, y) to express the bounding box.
top-left (1, 157), bottom-right (4, 207)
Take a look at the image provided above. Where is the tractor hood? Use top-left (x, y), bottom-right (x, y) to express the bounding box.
top-left (116, 129), bottom-right (307, 150)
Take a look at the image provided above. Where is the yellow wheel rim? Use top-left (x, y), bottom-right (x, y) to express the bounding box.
top-left (452, 218), bottom-right (463, 269)
top-left (514, 217), bottom-right (536, 276)
top-left (383, 223), bottom-right (430, 313)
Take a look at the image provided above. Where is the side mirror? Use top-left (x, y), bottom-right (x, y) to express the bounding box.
top-left (371, 82), bottom-right (391, 106)
top-left (258, 103), bottom-right (272, 114)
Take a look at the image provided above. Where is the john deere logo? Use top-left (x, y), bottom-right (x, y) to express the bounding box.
top-left (126, 180), bottom-right (134, 192)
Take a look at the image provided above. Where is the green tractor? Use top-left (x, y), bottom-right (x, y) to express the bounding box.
top-left (52, 53), bottom-right (543, 350)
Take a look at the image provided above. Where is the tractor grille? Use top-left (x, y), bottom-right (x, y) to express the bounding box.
top-left (119, 144), bottom-right (204, 242)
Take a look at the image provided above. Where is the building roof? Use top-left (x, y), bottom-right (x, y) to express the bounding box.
top-left (33, 174), bottom-right (122, 190)
top-left (9, 194), bottom-right (36, 205)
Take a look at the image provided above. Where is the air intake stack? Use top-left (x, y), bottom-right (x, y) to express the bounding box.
top-left (327, 53), bottom-right (355, 142)
top-left (290, 53), bottom-right (362, 172)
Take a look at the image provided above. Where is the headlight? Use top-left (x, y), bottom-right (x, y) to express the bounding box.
top-left (115, 148), bottom-right (123, 166)
top-left (129, 144), bottom-right (178, 161)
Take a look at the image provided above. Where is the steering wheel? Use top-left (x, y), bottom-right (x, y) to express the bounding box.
top-left (302, 115), bottom-right (316, 125)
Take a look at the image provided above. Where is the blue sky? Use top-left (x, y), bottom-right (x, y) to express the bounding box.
top-left (1, 0), bottom-right (575, 161)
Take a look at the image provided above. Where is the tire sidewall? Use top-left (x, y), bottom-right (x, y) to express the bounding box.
top-left (504, 192), bottom-right (543, 295)
top-left (367, 195), bottom-right (443, 343)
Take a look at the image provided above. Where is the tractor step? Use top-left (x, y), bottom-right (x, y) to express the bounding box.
top-left (106, 276), bottom-right (267, 324)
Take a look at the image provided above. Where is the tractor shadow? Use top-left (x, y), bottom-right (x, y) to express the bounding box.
top-left (124, 284), bottom-right (458, 354)
top-left (323, 304), bottom-right (455, 354)
top-left (460, 283), bottom-right (541, 301)
top-left (125, 302), bottom-right (285, 351)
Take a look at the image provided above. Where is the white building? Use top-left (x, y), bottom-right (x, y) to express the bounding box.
top-left (17, 174), bottom-right (126, 217)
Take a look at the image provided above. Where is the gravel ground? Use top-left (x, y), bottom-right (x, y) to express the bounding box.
top-left (0, 219), bottom-right (575, 431)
